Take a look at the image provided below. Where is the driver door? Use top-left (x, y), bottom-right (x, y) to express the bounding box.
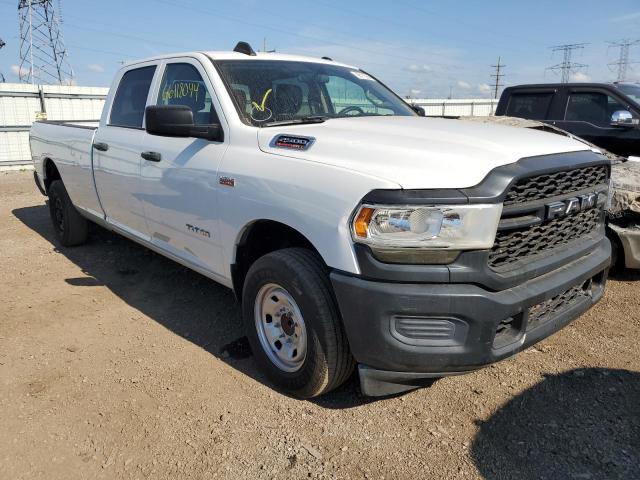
top-left (555, 88), bottom-right (639, 157)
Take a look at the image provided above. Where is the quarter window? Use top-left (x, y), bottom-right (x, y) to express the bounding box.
top-left (157, 63), bottom-right (219, 125)
top-left (505, 92), bottom-right (553, 120)
top-left (109, 66), bottom-right (156, 128)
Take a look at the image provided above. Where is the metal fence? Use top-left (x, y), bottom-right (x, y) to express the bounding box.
top-left (0, 83), bottom-right (108, 166)
top-left (408, 98), bottom-right (498, 117)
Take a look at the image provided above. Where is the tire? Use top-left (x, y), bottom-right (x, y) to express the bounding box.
top-left (242, 248), bottom-right (355, 398)
top-left (48, 180), bottom-right (88, 247)
top-left (606, 226), bottom-right (623, 271)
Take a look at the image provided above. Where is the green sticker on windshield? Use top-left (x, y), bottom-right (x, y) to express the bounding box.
top-left (250, 88), bottom-right (273, 122)
top-left (162, 81), bottom-right (201, 102)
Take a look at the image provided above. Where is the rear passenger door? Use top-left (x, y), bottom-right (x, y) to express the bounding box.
top-left (93, 64), bottom-right (157, 239)
top-left (555, 88), bottom-right (640, 156)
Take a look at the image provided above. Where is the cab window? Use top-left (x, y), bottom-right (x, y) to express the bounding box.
top-left (215, 60), bottom-right (415, 126)
top-left (565, 92), bottom-right (634, 126)
top-left (157, 63), bottom-right (219, 125)
top-left (505, 92), bottom-right (553, 120)
top-left (109, 66), bottom-right (156, 128)
top-left (324, 75), bottom-right (394, 116)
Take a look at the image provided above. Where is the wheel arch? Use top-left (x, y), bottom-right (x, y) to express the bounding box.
top-left (231, 219), bottom-right (326, 299)
top-left (42, 157), bottom-right (62, 194)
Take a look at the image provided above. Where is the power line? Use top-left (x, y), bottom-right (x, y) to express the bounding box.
top-left (608, 39), bottom-right (640, 82)
top-left (490, 56), bottom-right (505, 99)
top-left (393, 0), bottom-right (546, 49)
top-left (150, 0), bottom-right (466, 70)
top-left (18, 0), bottom-right (74, 85)
top-left (546, 43), bottom-right (589, 83)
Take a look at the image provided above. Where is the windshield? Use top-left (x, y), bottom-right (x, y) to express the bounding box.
top-left (215, 60), bottom-right (416, 126)
top-left (616, 84), bottom-right (640, 104)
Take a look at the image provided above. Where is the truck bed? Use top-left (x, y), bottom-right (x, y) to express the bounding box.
top-left (30, 120), bottom-right (103, 219)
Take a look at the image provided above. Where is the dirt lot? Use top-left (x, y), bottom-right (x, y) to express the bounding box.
top-left (1, 170), bottom-right (639, 480)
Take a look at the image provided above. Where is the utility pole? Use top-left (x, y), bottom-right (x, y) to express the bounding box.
top-left (546, 43), bottom-right (589, 83)
top-left (262, 37), bottom-right (275, 53)
top-left (490, 56), bottom-right (505, 99)
top-left (18, 0), bottom-right (74, 85)
top-left (608, 39), bottom-right (640, 82)
top-left (0, 37), bottom-right (6, 82)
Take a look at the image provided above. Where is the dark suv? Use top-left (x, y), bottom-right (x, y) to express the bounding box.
top-left (496, 83), bottom-right (640, 158)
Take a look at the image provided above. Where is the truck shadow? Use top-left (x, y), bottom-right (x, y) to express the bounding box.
top-left (471, 368), bottom-right (640, 480)
top-left (608, 268), bottom-right (640, 281)
top-left (12, 204), bottom-right (376, 409)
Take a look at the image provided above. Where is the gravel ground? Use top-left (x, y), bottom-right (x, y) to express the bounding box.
top-left (1, 170), bottom-right (639, 480)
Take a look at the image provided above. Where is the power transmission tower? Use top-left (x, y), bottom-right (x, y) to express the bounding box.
top-left (0, 37), bottom-right (5, 82)
top-left (546, 43), bottom-right (588, 83)
top-left (18, 0), bottom-right (74, 85)
top-left (608, 39), bottom-right (640, 82)
top-left (490, 56), bottom-right (505, 99)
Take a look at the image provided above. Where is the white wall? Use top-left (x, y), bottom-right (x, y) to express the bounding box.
top-left (408, 98), bottom-right (498, 117)
top-left (0, 83), bottom-right (108, 166)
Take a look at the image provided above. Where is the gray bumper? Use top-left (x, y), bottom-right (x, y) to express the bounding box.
top-left (331, 239), bottom-right (610, 396)
top-left (610, 222), bottom-right (640, 269)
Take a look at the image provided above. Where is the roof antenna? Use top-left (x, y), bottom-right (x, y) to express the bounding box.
top-left (234, 41), bottom-right (257, 56)
top-left (321, 56), bottom-right (333, 61)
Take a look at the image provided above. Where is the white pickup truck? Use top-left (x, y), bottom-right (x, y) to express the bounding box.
top-left (30, 42), bottom-right (612, 397)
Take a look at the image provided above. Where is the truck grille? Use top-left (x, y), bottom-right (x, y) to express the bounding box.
top-left (526, 282), bottom-right (592, 332)
top-left (488, 164), bottom-right (608, 270)
top-left (489, 208), bottom-right (601, 269)
top-left (503, 165), bottom-right (608, 206)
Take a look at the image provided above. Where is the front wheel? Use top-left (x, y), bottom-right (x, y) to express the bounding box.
top-left (242, 248), bottom-right (355, 398)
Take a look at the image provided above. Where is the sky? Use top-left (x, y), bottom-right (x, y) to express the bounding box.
top-left (1, 0), bottom-right (640, 98)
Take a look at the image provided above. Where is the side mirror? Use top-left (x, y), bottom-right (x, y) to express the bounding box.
top-left (410, 105), bottom-right (426, 117)
top-left (610, 110), bottom-right (639, 128)
top-left (145, 105), bottom-right (224, 142)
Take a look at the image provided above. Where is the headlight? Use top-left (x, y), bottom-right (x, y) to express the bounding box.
top-left (351, 203), bottom-right (502, 263)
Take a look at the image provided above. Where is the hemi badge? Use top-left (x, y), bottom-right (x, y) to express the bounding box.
top-left (219, 176), bottom-right (235, 187)
top-left (271, 134), bottom-right (315, 151)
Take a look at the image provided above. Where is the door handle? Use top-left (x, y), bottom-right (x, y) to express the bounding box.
top-left (141, 151), bottom-right (161, 162)
top-left (93, 142), bottom-right (109, 151)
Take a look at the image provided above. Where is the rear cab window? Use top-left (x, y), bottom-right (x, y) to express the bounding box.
top-left (109, 66), bottom-right (156, 128)
top-left (505, 92), bottom-right (554, 120)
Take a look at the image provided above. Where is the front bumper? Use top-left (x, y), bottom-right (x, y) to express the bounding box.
top-left (33, 170), bottom-right (46, 196)
top-left (331, 238), bottom-right (610, 396)
top-left (609, 222), bottom-right (640, 269)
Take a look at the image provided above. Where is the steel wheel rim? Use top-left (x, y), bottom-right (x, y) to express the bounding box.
top-left (254, 283), bottom-right (307, 372)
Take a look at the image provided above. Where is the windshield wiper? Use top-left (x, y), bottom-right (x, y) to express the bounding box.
top-left (262, 116), bottom-right (330, 127)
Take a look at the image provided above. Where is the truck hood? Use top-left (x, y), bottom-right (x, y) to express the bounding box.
top-left (257, 116), bottom-right (593, 189)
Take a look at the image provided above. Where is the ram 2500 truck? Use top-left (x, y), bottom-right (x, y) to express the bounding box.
top-left (30, 42), bottom-right (611, 398)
